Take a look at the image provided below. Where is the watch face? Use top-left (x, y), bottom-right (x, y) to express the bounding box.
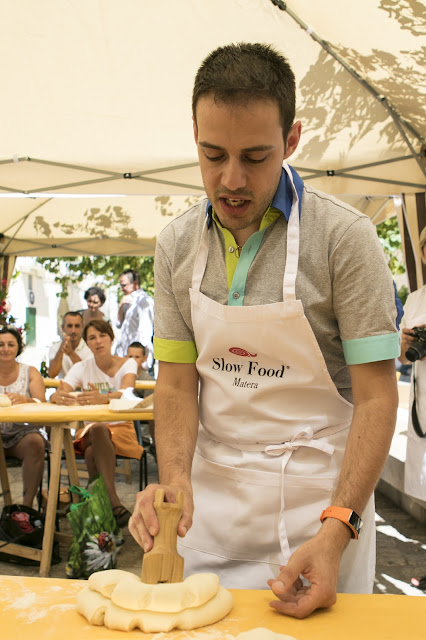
top-left (349, 511), bottom-right (363, 534)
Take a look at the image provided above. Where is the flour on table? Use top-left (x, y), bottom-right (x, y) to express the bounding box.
top-left (232, 630), bottom-right (298, 639)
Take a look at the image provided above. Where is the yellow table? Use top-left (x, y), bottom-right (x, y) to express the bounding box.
top-left (43, 377), bottom-right (156, 391)
top-left (0, 576), bottom-right (425, 639)
top-left (0, 403), bottom-right (154, 578)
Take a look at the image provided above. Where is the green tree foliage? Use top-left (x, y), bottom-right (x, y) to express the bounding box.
top-left (36, 256), bottom-right (154, 298)
top-left (375, 216), bottom-right (408, 305)
top-left (376, 217), bottom-right (406, 275)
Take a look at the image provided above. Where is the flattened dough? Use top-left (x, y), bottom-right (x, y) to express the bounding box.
top-left (77, 584), bottom-right (233, 632)
top-left (113, 572), bottom-right (219, 612)
top-left (88, 569), bottom-right (138, 598)
top-left (88, 570), bottom-right (219, 612)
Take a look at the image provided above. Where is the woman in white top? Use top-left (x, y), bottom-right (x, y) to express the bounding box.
top-left (50, 319), bottom-right (142, 527)
top-left (0, 326), bottom-right (47, 507)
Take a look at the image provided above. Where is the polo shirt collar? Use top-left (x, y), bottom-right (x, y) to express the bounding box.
top-left (206, 165), bottom-right (304, 226)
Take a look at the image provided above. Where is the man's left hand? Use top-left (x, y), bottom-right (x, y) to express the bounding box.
top-left (267, 529), bottom-right (346, 618)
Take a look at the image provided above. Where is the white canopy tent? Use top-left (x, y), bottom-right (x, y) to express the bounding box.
top-left (0, 0), bottom-right (425, 287)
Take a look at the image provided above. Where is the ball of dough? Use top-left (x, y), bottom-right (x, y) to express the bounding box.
top-left (0, 394), bottom-right (12, 407)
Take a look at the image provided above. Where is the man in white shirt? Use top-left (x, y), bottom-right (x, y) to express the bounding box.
top-left (115, 269), bottom-right (154, 370)
top-left (48, 311), bottom-right (92, 378)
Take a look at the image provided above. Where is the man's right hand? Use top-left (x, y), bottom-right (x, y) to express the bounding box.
top-left (400, 325), bottom-right (426, 364)
top-left (51, 380), bottom-right (78, 405)
top-left (129, 483), bottom-right (194, 553)
top-left (61, 337), bottom-right (73, 355)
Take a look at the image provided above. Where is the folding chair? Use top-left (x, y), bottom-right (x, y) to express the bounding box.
top-left (0, 433), bottom-right (45, 510)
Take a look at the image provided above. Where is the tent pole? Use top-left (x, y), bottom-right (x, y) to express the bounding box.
top-left (271, 0), bottom-right (426, 177)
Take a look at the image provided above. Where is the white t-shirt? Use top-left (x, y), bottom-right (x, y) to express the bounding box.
top-left (49, 338), bottom-right (93, 378)
top-left (63, 356), bottom-right (137, 393)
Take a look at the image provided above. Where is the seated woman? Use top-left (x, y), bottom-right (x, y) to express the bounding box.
top-left (81, 286), bottom-right (107, 328)
top-left (0, 326), bottom-right (47, 508)
top-left (50, 319), bottom-right (142, 527)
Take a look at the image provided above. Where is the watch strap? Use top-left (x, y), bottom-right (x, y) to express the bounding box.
top-left (320, 506), bottom-right (362, 539)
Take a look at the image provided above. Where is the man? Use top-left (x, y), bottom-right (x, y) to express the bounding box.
top-left (129, 43), bottom-right (401, 618)
top-left (127, 342), bottom-right (155, 398)
top-left (114, 269), bottom-right (154, 370)
top-left (48, 311), bottom-right (92, 378)
top-left (127, 341), bottom-right (156, 459)
top-left (397, 226), bottom-right (426, 592)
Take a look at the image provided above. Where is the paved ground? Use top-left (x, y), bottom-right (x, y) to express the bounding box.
top-left (375, 491), bottom-right (426, 596)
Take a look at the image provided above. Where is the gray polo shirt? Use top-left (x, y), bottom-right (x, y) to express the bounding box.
top-left (153, 174), bottom-right (400, 402)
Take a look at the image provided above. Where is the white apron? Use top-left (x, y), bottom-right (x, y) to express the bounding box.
top-left (402, 298), bottom-right (426, 501)
top-left (405, 362), bottom-right (426, 501)
top-left (178, 164), bottom-right (375, 592)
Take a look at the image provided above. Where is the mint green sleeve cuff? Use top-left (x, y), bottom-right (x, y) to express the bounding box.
top-left (342, 333), bottom-right (401, 365)
top-left (153, 337), bottom-right (198, 363)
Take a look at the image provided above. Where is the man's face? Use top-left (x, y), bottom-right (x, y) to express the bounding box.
top-left (127, 347), bottom-right (147, 369)
top-left (62, 316), bottom-right (83, 342)
top-left (194, 95), bottom-right (301, 241)
top-left (119, 275), bottom-right (137, 294)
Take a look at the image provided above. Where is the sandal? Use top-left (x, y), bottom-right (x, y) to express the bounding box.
top-left (113, 505), bottom-right (132, 528)
top-left (411, 575), bottom-right (426, 590)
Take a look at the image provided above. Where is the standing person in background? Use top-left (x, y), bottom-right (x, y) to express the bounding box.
top-left (129, 43), bottom-right (402, 619)
top-left (398, 226), bottom-right (426, 592)
top-left (115, 269), bottom-right (154, 371)
top-left (48, 311), bottom-right (92, 378)
top-left (81, 286), bottom-right (107, 328)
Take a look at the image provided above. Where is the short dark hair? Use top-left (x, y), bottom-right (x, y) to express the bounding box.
top-left (192, 42), bottom-right (296, 142)
top-left (83, 319), bottom-right (115, 343)
top-left (128, 341), bottom-right (146, 355)
top-left (0, 326), bottom-right (24, 356)
top-left (84, 286), bottom-right (106, 305)
top-left (120, 269), bottom-right (140, 286)
top-left (62, 311), bottom-right (83, 326)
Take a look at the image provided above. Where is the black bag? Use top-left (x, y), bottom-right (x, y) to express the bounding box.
top-left (0, 504), bottom-right (61, 566)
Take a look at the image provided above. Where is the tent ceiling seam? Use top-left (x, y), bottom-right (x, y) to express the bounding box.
top-left (301, 171), bottom-right (424, 190)
top-left (333, 172), bottom-right (425, 190)
top-left (27, 176), bottom-right (122, 193)
top-left (24, 158), bottom-right (123, 177)
top-left (133, 175), bottom-right (205, 191)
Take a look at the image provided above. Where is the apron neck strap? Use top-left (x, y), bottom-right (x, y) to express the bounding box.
top-left (192, 217), bottom-right (209, 292)
top-left (192, 164), bottom-right (301, 299)
top-left (282, 163), bottom-right (300, 302)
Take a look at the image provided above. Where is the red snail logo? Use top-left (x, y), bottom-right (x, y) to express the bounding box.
top-left (229, 347), bottom-right (257, 357)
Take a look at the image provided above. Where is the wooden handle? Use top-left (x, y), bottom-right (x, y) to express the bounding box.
top-left (141, 489), bottom-right (185, 584)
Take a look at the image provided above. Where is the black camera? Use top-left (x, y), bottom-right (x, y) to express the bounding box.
top-left (405, 326), bottom-right (426, 362)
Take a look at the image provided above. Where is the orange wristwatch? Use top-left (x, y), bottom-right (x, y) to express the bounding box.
top-left (320, 507), bottom-right (363, 540)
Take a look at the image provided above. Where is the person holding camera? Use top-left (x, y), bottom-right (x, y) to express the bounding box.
top-left (398, 226), bottom-right (426, 591)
